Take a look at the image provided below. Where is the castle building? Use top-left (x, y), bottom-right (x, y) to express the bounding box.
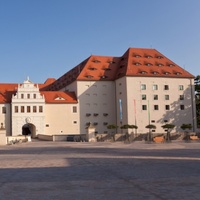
top-left (0, 48), bottom-right (196, 138)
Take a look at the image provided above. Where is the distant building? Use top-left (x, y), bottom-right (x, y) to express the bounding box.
top-left (0, 48), bottom-right (196, 137)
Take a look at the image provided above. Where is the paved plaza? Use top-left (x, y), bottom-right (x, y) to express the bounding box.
top-left (0, 140), bottom-right (200, 200)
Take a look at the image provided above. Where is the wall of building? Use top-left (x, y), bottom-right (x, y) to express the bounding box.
top-left (44, 103), bottom-right (79, 135)
top-left (0, 104), bottom-right (11, 136)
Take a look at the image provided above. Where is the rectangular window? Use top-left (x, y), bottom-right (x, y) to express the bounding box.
top-left (179, 85), bottom-right (184, 90)
top-left (141, 84), bottom-right (146, 90)
top-left (180, 95), bottom-right (184, 100)
top-left (21, 94), bottom-right (24, 99)
top-left (2, 107), bottom-right (6, 114)
top-left (142, 94), bottom-right (146, 100)
top-left (15, 106), bottom-right (18, 113)
top-left (164, 85), bottom-right (169, 90)
top-left (165, 95), bottom-right (169, 100)
top-left (27, 106), bottom-right (31, 113)
top-left (33, 94), bottom-right (36, 99)
top-left (33, 106), bottom-right (37, 113)
top-left (154, 105), bottom-right (159, 110)
top-left (153, 84), bottom-right (158, 90)
top-left (21, 106), bottom-right (24, 113)
top-left (153, 95), bottom-right (158, 100)
top-left (142, 105), bottom-right (147, 110)
top-left (73, 106), bottom-right (77, 113)
top-left (39, 106), bottom-right (43, 113)
top-left (180, 105), bottom-right (185, 110)
top-left (165, 105), bottom-right (170, 110)
top-left (73, 121), bottom-right (77, 124)
top-left (27, 94), bottom-right (30, 99)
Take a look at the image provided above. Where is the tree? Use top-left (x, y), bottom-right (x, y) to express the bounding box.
top-left (145, 124), bottom-right (156, 142)
top-left (161, 124), bottom-right (175, 142)
top-left (181, 123), bottom-right (192, 141)
top-left (195, 75), bottom-right (200, 127)
top-left (107, 124), bottom-right (118, 141)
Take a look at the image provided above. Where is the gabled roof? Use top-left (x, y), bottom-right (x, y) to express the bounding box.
top-left (41, 91), bottom-right (77, 103)
top-left (46, 47), bottom-right (194, 91)
top-left (116, 48), bottom-right (194, 79)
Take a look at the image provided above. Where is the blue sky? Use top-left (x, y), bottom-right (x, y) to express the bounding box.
top-left (0, 0), bottom-right (200, 83)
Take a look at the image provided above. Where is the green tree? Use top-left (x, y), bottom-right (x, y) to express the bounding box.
top-left (145, 124), bottom-right (156, 142)
top-left (161, 124), bottom-right (175, 142)
top-left (107, 124), bottom-right (118, 141)
top-left (195, 75), bottom-right (200, 127)
top-left (181, 123), bottom-right (192, 140)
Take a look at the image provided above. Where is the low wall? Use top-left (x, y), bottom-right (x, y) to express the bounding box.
top-left (7, 135), bottom-right (31, 144)
top-left (37, 134), bottom-right (53, 141)
top-left (0, 130), bottom-right (7, 145)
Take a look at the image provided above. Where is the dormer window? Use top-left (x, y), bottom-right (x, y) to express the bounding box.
top-left (92, 60), bottom-right (100, 63)
top-left (168, 64), bottom-right (175, 67)
top-left (146, 63), bottom-right (153, 66)
top-left (157, 63), bottom-right (164, 66)
top-left (152, 71), bottom-right (159, 75)
top-left (89, 67), bottom-right (97, 70)
top-left (164, 72), bottom-right (170, 75)
top-left (134, 62), bottom-right (141, 66)
top-left (140, 71), bottom-right (147, 74)
top-left (133, 54), bottom-right (141, 58)
top-left (107, 61), bottom-right (115, 64)
top-left (146, 55), bottom-right (152, 58)
top-left (100, 75), bottom-right (108, 79)
top-left (175, 72), bottom-right (181, 75)
top-left (157, 56), bottom-right (163, 59)
top-left (103, 68), bottom-right (111, 71)
top-left (85, 75), bottom-right (93, 78)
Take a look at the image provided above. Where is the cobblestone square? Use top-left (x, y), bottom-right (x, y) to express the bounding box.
top-left (0, 141), bottom-right (200, 200)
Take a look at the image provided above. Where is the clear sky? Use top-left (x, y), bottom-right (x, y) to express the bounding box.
top-left (0, 0), bottom-right (200, 83)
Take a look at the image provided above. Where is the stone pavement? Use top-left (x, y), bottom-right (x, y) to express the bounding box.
top-left (0, 140), bottom-right (200, 200)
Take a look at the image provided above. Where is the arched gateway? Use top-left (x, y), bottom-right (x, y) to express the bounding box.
top-left (22, 123), bottom-right (36, 138)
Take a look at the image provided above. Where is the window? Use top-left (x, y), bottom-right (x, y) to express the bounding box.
top-left (142, 105), bottom-right (147, 110)
top-left (165, 95), bottom-right (169, 100)
top-left (153, 84), bottom-right (158, 90)
top-left (180, 105), bottom-right (185, 110)
top-left (154, 105), bottom-right (159, 110)
top-left (39, 106), bottom-right (43, 113)
top-left (151, 120), bottom-right (155, 123)
top-left (27, 94), bottom-right (30, 99)
top-left (33, 106), bottom-right (37, 113)
top-left (27, 106), bottom-right (31, 113)
top-left (165, 105), bottom-right (170, 110)
top-left (153, 95), bottom-right (158, 100)
top-left (73, 121), bottom-right (77, 124)
top-left (15, 106), bottom-right (18, 113)
top-left (141, 84), bottom-right (146, 90)
top-left (180, 95), bottom-right (184, 100)
top-left (164, 85), bottom-right (169, 90)
top-left (2, 107), bottom-right (6, 114)
top-left (73, 106), bottom-right (77, 113)
top-left (179, 85), bottom-right (184, 90)
top-left (142, 94), bottom-right (146, 100)
top-left (21, 94), bottom-right (24, 99)
top-left (33, 94), bottom-right (36, 99)
top-left (21, 106), bottom-right (24, 113)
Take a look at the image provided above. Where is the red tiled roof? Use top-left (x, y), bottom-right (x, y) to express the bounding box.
top-left (41, 91), bottom-right (77, 103)
top-left (0, 84), bottom-right (17, 103)
top-left (48, 47), bottom-right (194, 90)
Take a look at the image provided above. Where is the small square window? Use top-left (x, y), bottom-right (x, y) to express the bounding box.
top-left (165, 105), bottom-right (170, 110)
top-left (73, 106), bottom-right (77, 113)
top-left (180, 105), bottom-right (185, 110)
top-left (154, 105), bottom-right (159, 110)
top-left (165, 95), bottom-right (169, 100)
top-left (179, 85), bottom-right (184, 90)
top-left (180, 95), bottom-right (184, 100)
top-left (153, 84), bottom-right (158, 90)
top-left (142, 94), bottom-right (146, 100)
top-left (142, 105), bottom-right (147, 110)
top-left (141, 84), bottom-right (146, 90)
top-left (153, 95), bottom-right (158, 100)
top-left (164, 85), bottom-right (169, 90)
top-left (73, 121), bottom-right (77, 124)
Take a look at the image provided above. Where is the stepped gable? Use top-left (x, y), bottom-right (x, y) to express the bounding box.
top-left (41, 91), bottom-right (77, 103)
top-left (117, 48), bottom-right (194, 79)
top-left (0, 83), bottom-right (17, 103)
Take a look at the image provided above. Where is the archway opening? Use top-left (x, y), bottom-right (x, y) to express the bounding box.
top-left (22, 123), bottom-right (36, 138)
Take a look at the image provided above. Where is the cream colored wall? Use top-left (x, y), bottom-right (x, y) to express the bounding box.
top-left (44, 103), bottom-right (79, 135)
top-left (117, 76), bottom-right (196, 134)
top-left (76, 81), bottom-right (116, 134)
top-left (0, 104), bottom-right (11, 136)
